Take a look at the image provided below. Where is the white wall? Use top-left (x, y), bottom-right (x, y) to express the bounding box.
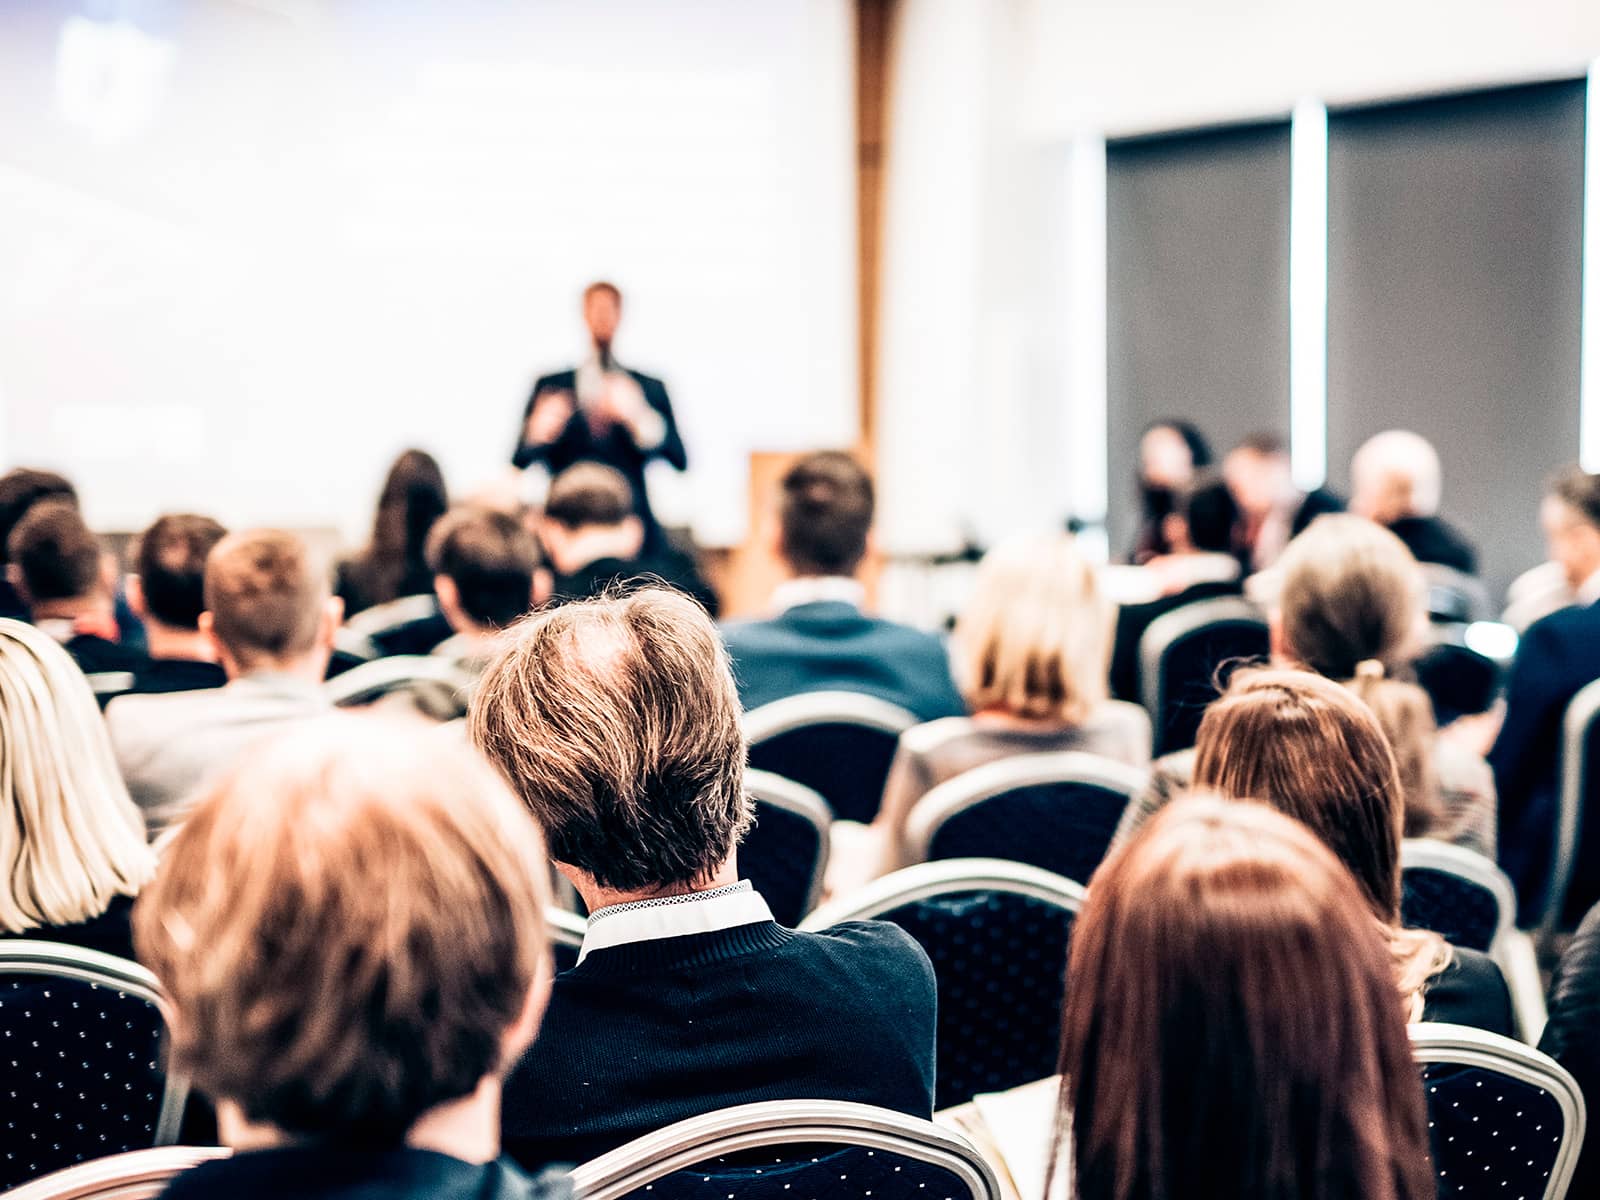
top-left (0, 0), bottom-right (856, 547)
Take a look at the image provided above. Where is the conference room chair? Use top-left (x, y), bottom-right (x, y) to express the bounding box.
top-left (568, 1099), bottom-right (1002, 1200)
top-left (1422, 563), bottom-right (1493, 626)
top-left (744, 692), bottom-right (921, 825)
top-left (1411, 1023), bottom-right (1585, 1200)
top-left (1, 1147), bottom-right (229, 1200)
top-left (742, 771), bottom-right (832, 928)
top-left (802, 859), bottom-right (1083, 1113)
top-left (1400, 839), bottom-right (1547, 1043)
top-left (83, 671), bottom-right (137, 712)
top-left (1415, 636), bottom-right (1504, 728)
top-left (1540, 677), bottom-right (1600, 945)
top-left (324, 654), bottom-right (478, 721)
top-left (549, 907), bottom-right (587, 976)
top-left (1137, 596), bottom-right (1269, 757)
top-left (902, 751), bottom-right (1148, 887)
top-left (0, 942), bottom-right (189, 1192)
top-left (340, 593), bottom-right (454, 657)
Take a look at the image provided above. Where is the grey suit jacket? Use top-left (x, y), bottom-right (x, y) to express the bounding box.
top-left (107, 673), bottom-right (332, 837)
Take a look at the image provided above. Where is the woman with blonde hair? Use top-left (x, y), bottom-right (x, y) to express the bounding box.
top-left (863, 533), bottom-right (1150, 878)
top-left (1054, 796), bottom-right (1434, 1200)
top-left (1114, 513), bottom-right (1494, 854)
top-left (1189, 668), bottom-right (1510, 1030)
top-left (0, 618), bottom-right (155, 960)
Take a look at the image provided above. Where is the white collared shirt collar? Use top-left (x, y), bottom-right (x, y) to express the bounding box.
top-left (578, 881), bottom-right (774, 964)
top-left (1578, 565), bottom-right (1600, 607)
top-left (770, 575), bottom-right (865, 615)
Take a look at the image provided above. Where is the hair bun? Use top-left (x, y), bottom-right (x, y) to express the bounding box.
top-left (1354, 659), bottom-right (1386, 682)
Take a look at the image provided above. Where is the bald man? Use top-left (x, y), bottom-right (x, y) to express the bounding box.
top-left (1349, 430), bottom-right (1478, 576)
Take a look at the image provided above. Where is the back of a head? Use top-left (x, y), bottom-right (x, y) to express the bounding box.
top-left (1276, 514), bottom-right (1422, 678)
top-left (1178, 471), bottom-right (1240, 554)
top-left (955, 533), bottom-right (1111, 722)
top-left (1056, 796), bottom-right (1432, 1200)
top-left (470, 587), bottom-right (751, 892)
top-left (1548, 465), bottom-right (1600, 532)
top-left (544, 463), bottom-right (636, 531)
top-left (1192, 668), bottom-right (1404, 919)
top-left (134, 714), bottom-right (550, 1145)
top-left (427, 506), bottom-right (540, 629)
top-left (0, 619), bottom-right (154, 933)
top-left (136, 513), bottom-right (228, 630)
top-left (778, 451), bottom-right (873, 577)
top-left (8, 499), bottom-right (103, 604)
top-left (360, 449), bottom-right (449, 603)
top-left (204, 529), bottom-right (329, 669)
top-left (1351, 430), bottom-right (1441, 521)
top-left (0, 468), bottom-right (77, 566)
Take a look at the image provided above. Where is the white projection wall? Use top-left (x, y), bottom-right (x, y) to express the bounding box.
top-left (0, 0), bottom-right (856, 546)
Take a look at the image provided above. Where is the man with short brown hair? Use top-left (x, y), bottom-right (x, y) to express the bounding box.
top-left (426, 505), bottom-right (544, 665)
top-left (471, 588), bottom-right (936, 1166)
top-left (136, 715), bottom-right (568, 1200)
top-left (108, 529), bottom-right (341, 836)
top-left (121, 513), bottom-right (229, 695)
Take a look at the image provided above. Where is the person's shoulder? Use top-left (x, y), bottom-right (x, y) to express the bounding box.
top-left (861, 616), bottom-right (947, 654)
top-left (792, 919), bottom-right (935, 984)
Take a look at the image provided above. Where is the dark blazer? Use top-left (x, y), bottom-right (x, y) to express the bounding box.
top-left (128, 658), bottom-right (228, 696)
top-left (60, 633), bottom-right (147, 677)
top-left (0, 894), bottom-right (137, 963)
top-left (1109, 579), bottom-right (1243, 704)
top-left (512, 368), bottom-right (687, 531)
top-left (1540, 900), bottom-right (1600, 1198)
top-left (721, 601), bottom-right (966, 722)
top-left (501, 918), bottom-right (937, 1167)
top-left (1388, 514), bottom-right (1479, 576)
top-left (1420, 946), bottom-right (1514, 1035)
top-left (1488, 599), bottom-right (1600, 924)
top-left (160, 1146), bottom-right (569, 1200)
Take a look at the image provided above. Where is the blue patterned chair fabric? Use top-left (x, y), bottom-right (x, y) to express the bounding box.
top-left (1402, 866), bottom-right (1503, 954)
top-left (747, 725), bottom-right (900, 825)
top-left (1422, 1059), bottom-right (1569, 1199)
top-left (741, 800), bottom-right (825, 928)
top-left (925, 782), bottom-right (1126, 887)
top-left (0, 975), bottom-right (171, 1191)
top-left (1150, 621), bottom-right (1269, 756)
top-left (604, 1145), bottom-right (981, 1200)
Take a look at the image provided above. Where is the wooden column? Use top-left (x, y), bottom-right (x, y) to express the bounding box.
top-left (855, 0), bottom-right (897, 461)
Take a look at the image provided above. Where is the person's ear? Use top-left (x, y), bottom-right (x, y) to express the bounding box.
top-left (620, 515), bottom-right (645, 560)
top-left (531, 568), bottom-right (552, 608)
top-left (434, 575), bottom-right (464, 630)
top-left (7, 564), bottom-right (31, 607)
top-left (1162, 512), bottom-right (1187, 554)
top-left (125, 575), bottom-right (147, 619)
top-left (199, 611), bottom-right (232, 674)
top-left (319, 596), bottom-right (344, 649)
top-left (1267, 611), bottom-right (1289, 665)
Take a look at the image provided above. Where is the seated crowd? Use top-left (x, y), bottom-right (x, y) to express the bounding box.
top-left (7, 422), bottom-right (1600, 1200)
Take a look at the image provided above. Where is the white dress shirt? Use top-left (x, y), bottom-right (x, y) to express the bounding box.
top-left (769, 575), bottom-right (866, 615)
top-left (574, 354), bottom-right (667, 451)
top-left (1577, 565), bottom-right (1600, 607)
top-left (578, 880), bottom-right (774, 964)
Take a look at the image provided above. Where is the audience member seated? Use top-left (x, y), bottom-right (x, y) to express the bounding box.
top-left (1116, 515), bottom-right (1497, 857)
top-left (1129, 418), bottom-right (1211, 563)
top-left (1350, 429), bottom-right (1478, 575)
top-left (121, 514), bottom-right (229, 696)
top-left (1222, 431), bottom-right (1344, 570)
top-left (469, 588), bottom-right (938, 1166)
top-left (7, 498), bottom-right (147, 676)
top-left (0, 467), bottom-right (77, 621)
top-left (335, 448), bottom-right (449, 618)
top-left (1539, 897), bottom-right (1600, 1198)
top-left (1109, 471), bottom-right (1244, 703)
top-left (108, 529), bottom-right (339, 837)
top-left (427, 505), bottom-right (544, 668)
top-left (1050, 797), bottom-right (1433, 1200)
top-left (540, 463), bottom-right (718, 614)
top-left (0, 619), bottom-right (154, 961)
top-left (865, 533), bottom-right (1150, 880)
top-left (721, 451), bottom-right (964, 721)
top-left (134, 716), bottom-right (569, 1200)
top-left (1184, 669), bottom-right (1512, 1031)
top-left (1490, 465), bottom-right (1600, 923)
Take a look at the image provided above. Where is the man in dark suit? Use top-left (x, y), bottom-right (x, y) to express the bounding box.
top-left (1109, 472), bottom-right (1245, 704)
top-left (512, 281), bottom-right (686, 535)
top-left (1491, 467), bottom-right (1600, 924)
top-left (721, 451), bottom-right (965, 722)
top-left (1350, 429), bottom-right (1478, 575)
top-left (540, 462), bottom-right (718, 616)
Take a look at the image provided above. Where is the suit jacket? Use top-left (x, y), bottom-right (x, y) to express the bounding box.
top-left (160, 1147), bottom-right (569, 1200)
top-left (1489, 599), bottom-right (1600, 924)
top-left (1109, 578), bottom-right (1244, 704)
top-left (721, 601), bottom-right (966, 722)
top-left (1389, 514), bottom-right (1479, 576)
top-left (107, 673), bottom-right (332, 837)
top-left (512, 368), bottom-right (687, 531)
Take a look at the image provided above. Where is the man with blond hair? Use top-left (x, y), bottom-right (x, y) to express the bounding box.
top-left (108, 529), bottom-right (340, 835)
top-left (471, 587), bottom-right (937, 1166)
top-left (1350, 429), bottom-right (1478, 575)
top-left (136, 715), bottom-right (569, 1199)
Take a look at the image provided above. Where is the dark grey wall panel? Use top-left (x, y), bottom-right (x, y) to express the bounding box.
top-left (1326, 81), bottom-right (1586, 603)
top-left (1106, 121), bottom-right (1291, 557)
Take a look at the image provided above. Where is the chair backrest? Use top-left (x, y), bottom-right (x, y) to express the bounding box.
top-left (744, 692), bottom-right (921, 824)
top-left (548, 907), bottom-right (587, 976)
top-left (742, 771), bottom-right (833, 927)
top-left (1414, 636), bottom-right (1504, 727)
top-left (1138, 596), bottom-right (1269, 757)
top-left (0, 942), bottom-right (189, 1192)
top-left (1421, 563), bottom-right (1492, 625)
top-left (568, 1099), bottom-right (1001, 1200)
top-left (1, 1147), bottom-right (230, 1200)
top-left (904, 752), bottom-right (1148, 887)
top-left (1545, 678), bottom-right (1600, 937)
top-left (1400, 839), bottom-right (1516, 955)
top-left (84, 671), bottom-right (137, 712)
top-left (324, 654), bottom-right (477, 719)
top-left (801, 860), bottom-right (1084, 1112)
top-left (1411, 1023), bottom-right (1585, 1200)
